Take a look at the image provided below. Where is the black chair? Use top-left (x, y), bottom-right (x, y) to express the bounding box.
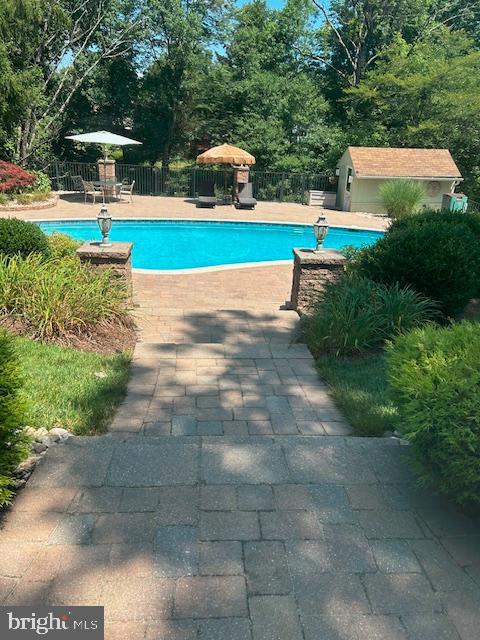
top-left (196, 181), bottom-right (217, 208)
top-left (235, 182), bottom-right (257, 210)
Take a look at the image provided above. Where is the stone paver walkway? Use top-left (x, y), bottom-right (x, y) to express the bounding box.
top-left (1, 268), bottom-right (480, 640)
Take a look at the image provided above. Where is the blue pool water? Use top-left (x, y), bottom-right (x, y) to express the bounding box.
top-left (38, 220), bottom-right (383, 270)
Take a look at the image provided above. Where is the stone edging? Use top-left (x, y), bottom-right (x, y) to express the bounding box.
top-left (0, 194), bottom-right (59, 212)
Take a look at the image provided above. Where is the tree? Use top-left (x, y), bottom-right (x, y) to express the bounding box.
top-left (201, 0), bottom-right (334, 170)
top-left (345, 29), bottom-right (480, 197)
top-left (135, 0), bottom-right (231, 167)
top-left (55, 54), bottom-right (139, 161)
top-left (0, 0), bottom-right (142, 165)
top-left (306, 0), bottom-right (479, 91)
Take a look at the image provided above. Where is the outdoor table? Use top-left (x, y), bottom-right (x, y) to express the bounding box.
top-left (93, 180), bottom-right (123, 201)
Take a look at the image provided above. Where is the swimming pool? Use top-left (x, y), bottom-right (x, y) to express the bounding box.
top-left (38, 219), bottom-right (383, 271)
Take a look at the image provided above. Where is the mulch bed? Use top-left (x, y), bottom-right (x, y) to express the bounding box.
top-left (0, 315), bottom-right (138, 355)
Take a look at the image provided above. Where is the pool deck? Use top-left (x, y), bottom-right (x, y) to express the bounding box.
top-left (14, 193), bottom-right (388, 326)
top-left (9, 193), bottom-right (389, 231)
top-left (2, 195), bottom-right (480, 639)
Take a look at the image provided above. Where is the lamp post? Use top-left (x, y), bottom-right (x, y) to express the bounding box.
top-left (313, 216), bottom-right (329, 252)
top-left (97, 205), bottom-right (112, 247)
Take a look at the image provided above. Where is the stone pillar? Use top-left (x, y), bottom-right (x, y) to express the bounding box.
top-left (290, 248), bottom-right (346, 314)
top-left (97, 158), bottom-right (116, 197)
top-left (233, 165), bottom-right (250, 199)
top-left (76, 242), bottom-right (133, 296)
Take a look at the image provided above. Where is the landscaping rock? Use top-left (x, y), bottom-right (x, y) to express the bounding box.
top-left (39, 435), bottom-right (60, 446)
top-left (32, 442), bottom-right (48, 454)
top-left (49, 427), bottom-right (71, 440)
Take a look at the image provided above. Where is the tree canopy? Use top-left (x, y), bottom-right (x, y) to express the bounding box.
top-left (0, 0), bottom-right (479, 197)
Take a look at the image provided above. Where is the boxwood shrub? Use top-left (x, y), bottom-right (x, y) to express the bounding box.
top-left (387, 321), bottom-right (480, 505)
top-left (390, 209), bottom-right (480, 239)
top-left (356, 216), bottom-right (480, 316)
top-left (0, 330), bottom-right (28, 506)
top-left (0, 218), bottom-right (49, 258)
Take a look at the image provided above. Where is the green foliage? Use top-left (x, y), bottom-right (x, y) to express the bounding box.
top-left (1, 0), bottom-right (480, 194)
top-left (46, 233), bottom-right (81, 259)
top-left (387, 322), bottom-right (480, 505)
top-left (390, 208), bottom-right (480, 239)
top-left (27, 170), bottom-right (51, 193)
top-left (345, 30), bottom-right (480, 199)
top-left (0, 253), bottom-right (129, 341)
top-left (379, 179), bottom-right (425, 218)
top-left (0, 329), bottom-right (28, 506)
top-left (0, 217), bottom-right (49, 257)
top-left (356, 216), bottom-right (480, 316)
top-left (303, 273), bottom-right (436, 356)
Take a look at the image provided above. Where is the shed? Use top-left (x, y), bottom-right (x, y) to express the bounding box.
top-left (336, 147), bottom-right (463, 214)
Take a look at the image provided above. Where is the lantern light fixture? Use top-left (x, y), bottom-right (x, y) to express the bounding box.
top-left (97, 205), bottom-right (112, 247)
top-left (313, 216), bottom-right (329, 253)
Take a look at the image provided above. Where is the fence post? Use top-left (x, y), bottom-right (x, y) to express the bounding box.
top-left (54, 161), bottom-right (60, 191)
top-left (279, 173), bottom-right (286, 202)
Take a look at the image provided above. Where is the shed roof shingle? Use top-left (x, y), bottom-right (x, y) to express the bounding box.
top-left (347, 147), bottom-right (462, 179)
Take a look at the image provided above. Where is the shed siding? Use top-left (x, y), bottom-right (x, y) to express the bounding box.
top-left (350, 178), bottom-right (457, 214)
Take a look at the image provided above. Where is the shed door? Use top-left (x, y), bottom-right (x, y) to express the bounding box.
top-left (343, 168), bottom-right (353, 211)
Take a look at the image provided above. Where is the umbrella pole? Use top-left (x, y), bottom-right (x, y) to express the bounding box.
top-left (103, 145), bottom-right (107, 205)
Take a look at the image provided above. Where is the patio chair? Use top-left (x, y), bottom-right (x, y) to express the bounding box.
top-left (72, 175), bottom-right (84, 193)
top-left (82, 180), bottom-right (103, 204)
top-left (118, 179), bottom-right (135, 203)
top-left (235, 182), bottom-right (257, 210)
top-left (196, 181), bottom-right (217, 208)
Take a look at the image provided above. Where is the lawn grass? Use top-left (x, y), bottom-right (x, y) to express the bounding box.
top-left (316, 352), bottom-right (397, 437)
top-left (13, 336), bottom-right (131, 435)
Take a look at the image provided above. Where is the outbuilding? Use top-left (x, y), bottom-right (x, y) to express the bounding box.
top-left (336, 147), bottom-right (463, 213)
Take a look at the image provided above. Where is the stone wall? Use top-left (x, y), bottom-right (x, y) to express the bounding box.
top-left (290, 248), bottom-right (346, 314)
top-left (76, 242), bottom-right (133, 296)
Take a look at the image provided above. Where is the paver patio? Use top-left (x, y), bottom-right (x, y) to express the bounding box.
top-left (1, 200), bottom-right (479, 639)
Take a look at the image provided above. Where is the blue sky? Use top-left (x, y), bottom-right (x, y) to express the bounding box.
top-left (238, 0), bottom-right (329, 9)
top-left (237, 0), bottom-right (300, 7)
top-left (242, 0), bottom-right (285, 7)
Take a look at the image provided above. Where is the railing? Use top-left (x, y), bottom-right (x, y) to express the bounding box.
top-left (46, 160), bottom-right (336, 203)
top-left (468, 199), bottom-right (480, 213)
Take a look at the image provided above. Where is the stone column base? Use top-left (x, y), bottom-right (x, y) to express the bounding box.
top-left (97, 158), bottom-right (116, 197)
top-left (290, 248), bottom-right (346, 314)
top-left (76, 242), bottom-right (133, 296)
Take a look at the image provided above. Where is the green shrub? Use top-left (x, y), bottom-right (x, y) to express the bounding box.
top-left (303, 273), bottom-right (436, 356)
top-left (379, 179), bottom-right (425, 218)
top-left (356, 219), bottom-right (480, 316)
top-left (0, 330), bottom-right (28, 506)
top-left (47, 233), bottom-right (82, 259)
top-left (27, 171), bottom-right (52, 193)
top-left (390, 208), bottom-right (480, 242)
top-left (0, 254), bottom-right (129, 341)
top-left (387, 322), bottom-right (480, 505)
top-left (0, 194), bottom-right (9, 205)
top-left (0, 218), bottom-right (49, 258)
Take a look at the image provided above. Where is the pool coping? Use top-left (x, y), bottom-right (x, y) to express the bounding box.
top-left (33, 217), bottom-right (384, 274)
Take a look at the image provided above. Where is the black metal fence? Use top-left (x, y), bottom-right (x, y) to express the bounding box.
top-left (46, 160), bottom-right (336, 203)
top-left (468, 199), bottom-right (480, 214)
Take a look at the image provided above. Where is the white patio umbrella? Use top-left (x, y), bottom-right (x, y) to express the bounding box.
top-left (65, 130), bottom-right (142, 246)
top-left (65, 130), bottom-right (142, 204)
